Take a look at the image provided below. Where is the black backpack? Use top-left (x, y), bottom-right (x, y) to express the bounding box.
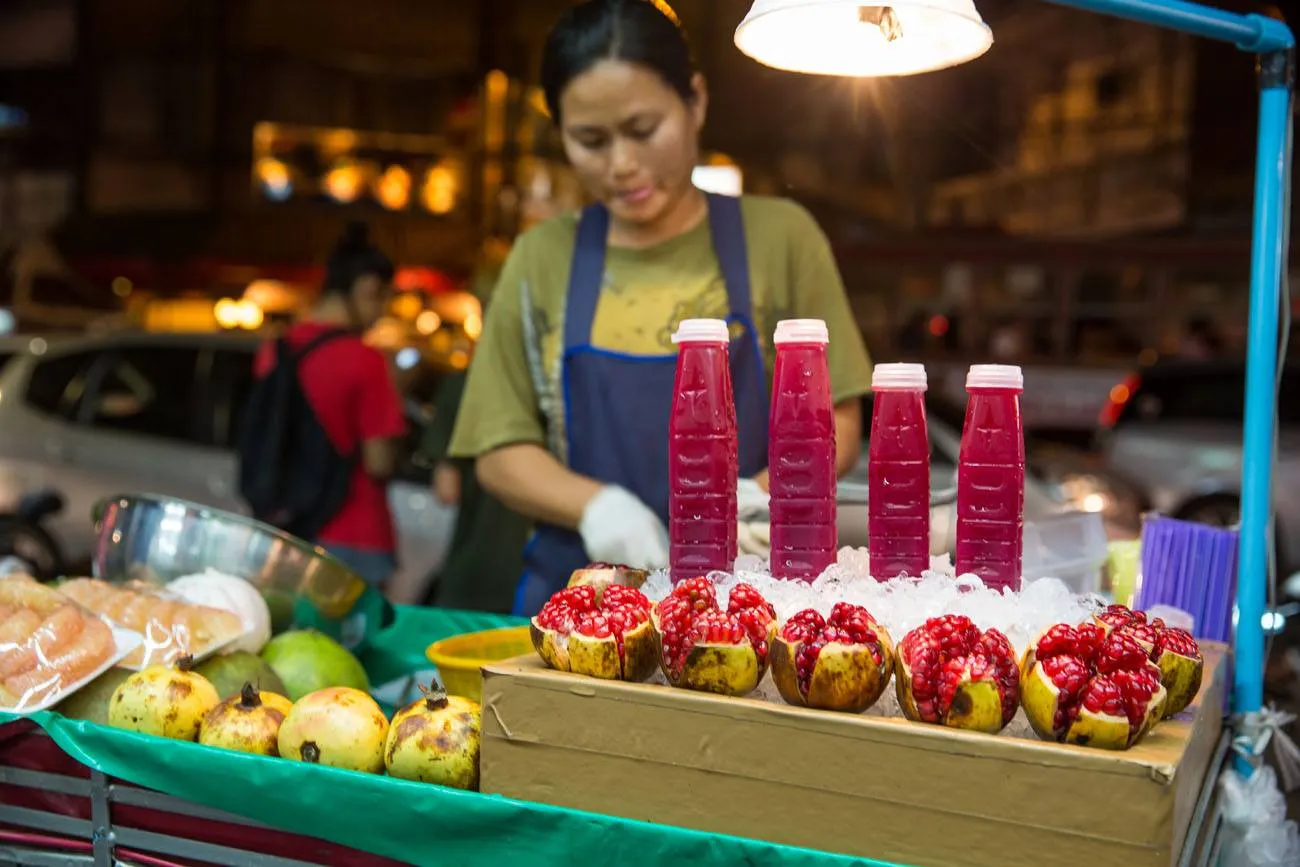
top-left (237, 330), bottom-right (355, 541)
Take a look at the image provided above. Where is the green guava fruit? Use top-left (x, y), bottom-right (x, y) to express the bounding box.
top-left (260, 630), bottom-right (369, 701)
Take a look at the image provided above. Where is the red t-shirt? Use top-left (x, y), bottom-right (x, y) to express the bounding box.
top-left (254, 322), bottom-right (407, 552)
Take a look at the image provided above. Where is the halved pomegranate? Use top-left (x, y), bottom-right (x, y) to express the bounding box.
top-left (530, 584), bottom-right (657, 682)
top-left (652, 578), bottom-right (776, 696)
top-left (566, 562), bottom-right (649, 595)
top-left (770, 603), bottom-right (894, 713)
top-left (1094, 604), bottom-right (1204, 718)
top-left (894, 615), bottom-right (1019, 734)
top-left (1021, 623), bottom-right (1167, 750)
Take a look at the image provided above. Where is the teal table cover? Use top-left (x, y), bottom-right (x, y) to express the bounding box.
top-left (2, 605), bottom-right (897, 867)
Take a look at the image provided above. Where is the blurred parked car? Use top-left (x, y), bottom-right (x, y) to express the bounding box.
top-left (1096, 358), bottom-right (1300, 576)
top-left (836, 393), bottom-right (1126, 554)
top-left (0, 332), bottom-right (454, 600)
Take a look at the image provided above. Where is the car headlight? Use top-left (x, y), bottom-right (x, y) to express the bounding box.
top-left (1056, 473), bottom-right (1141, 534)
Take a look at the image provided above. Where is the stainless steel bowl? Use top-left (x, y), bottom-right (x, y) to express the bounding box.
top-left (92, 494), bottom-right (366, 620)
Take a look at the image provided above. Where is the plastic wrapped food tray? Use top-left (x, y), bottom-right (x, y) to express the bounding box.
top-left (0, 576), bottom-right (143, 715)
top-left (57, 578), bottom-right (247, 670)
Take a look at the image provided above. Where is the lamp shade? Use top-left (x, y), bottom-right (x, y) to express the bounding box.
top-left (734, 0), bottom-right (993, 77)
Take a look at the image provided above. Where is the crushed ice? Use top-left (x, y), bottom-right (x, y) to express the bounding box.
top-left (640, 547), bottom-right (1106, 740)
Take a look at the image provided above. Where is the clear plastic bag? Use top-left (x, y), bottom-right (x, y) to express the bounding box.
top-left (58, 577), bottom-right (247, 669)
top-left (0, 574), bottom-right (142, 714)
top-left (1220, 765), bottom-right (1300, 866)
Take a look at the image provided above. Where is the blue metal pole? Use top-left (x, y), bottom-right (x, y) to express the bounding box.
top-left (1048, 0), bottom-right (1294, 770)
top-left (1235, 53), bottom-right (1293, 735)
top-left (1045, 0), bottom-right (1292, 51)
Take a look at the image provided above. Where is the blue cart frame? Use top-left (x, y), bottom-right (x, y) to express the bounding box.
top-left (1050, 0), bottom-right (1292, 770)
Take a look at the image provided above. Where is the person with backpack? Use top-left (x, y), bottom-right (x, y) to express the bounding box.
top-left (239, 224), bottom-right (407, 590)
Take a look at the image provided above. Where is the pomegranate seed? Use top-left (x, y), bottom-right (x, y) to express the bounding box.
top-left (1119, 621), bottom-right (1160, 653)
top-left (1096, 632), bottom-right (1148, 675)
top-left (781, 609), bottom-right (825, 643)
top-left (1081, 676), bottom-right (1125, 718)
top-left (727, 583), bottom-right (775, 618)
top-left (1157, 626), bottom-right (1200, 659)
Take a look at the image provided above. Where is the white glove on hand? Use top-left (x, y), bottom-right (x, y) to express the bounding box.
top-left (578, 485), bottom-right (670, 570)
top-left (737, 477), bottom-right (770, 522)
top-left (737, 519), bottom-right (771, 559)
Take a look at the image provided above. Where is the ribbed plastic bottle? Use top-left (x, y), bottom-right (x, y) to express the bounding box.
top-left (954, 364), bottom-right (1026, 592)
top-left (668, 318), bottom-right (738, 582)
top-left (867, 363), bottom-right (931, 581)
top-left (768, 319), bottom-right (837, 581)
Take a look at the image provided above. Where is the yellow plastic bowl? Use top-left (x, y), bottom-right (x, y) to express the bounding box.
top-left (426, 625), bottom-right (533, 702)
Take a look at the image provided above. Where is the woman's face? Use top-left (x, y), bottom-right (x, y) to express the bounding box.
top-left (350, 273), bottom-right (391, 329)
top-left (558, 59), bottom-right (706, 230)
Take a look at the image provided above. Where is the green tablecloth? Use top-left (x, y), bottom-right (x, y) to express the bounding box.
top-left (5, 605), bottom-right (894, 867)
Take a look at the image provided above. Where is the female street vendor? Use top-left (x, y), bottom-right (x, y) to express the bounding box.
top-left (449, 0), bottom-right (874, 615)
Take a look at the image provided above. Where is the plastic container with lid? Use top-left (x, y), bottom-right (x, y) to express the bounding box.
top-left (867, 363), bottom-right (930, 581)
top-left (954, 364), bottom-right (1026, 592)
top-left (768, 319), bottom-right (837, 581)
top-left (669, 319), bottom-right (738, 581)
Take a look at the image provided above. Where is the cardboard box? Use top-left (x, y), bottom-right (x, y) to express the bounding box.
top-left (482, 644), bottom-right (1227, 867)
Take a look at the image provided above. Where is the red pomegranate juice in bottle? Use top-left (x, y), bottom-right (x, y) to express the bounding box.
top-left (768, 319), bottom-right (837, 581)
top-left (669, 319), bottom-right (738, 582)
top-left (954, 364), bottom-right (1026, 592)
top-left (867, 363), bottom-right (930, 580)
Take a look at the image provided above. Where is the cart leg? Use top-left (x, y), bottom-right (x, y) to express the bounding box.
top-left (1236, 48), bottom-right (1294, 773)
top-left (89, 771), bottom-right (113, 867)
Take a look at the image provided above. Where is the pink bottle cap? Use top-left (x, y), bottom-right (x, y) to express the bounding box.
top-left (672, 318), bottom-right (730, 344)
top-left (773, 319), bottom-right (829, 345)
top-left (872, 363), bottom-right (928, 391)
top-left (966, 364), bottom-right (1024, 391)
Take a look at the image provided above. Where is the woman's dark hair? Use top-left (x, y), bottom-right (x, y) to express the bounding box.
top-left (541, 0), bottom-right (696, 122)
top-left (324, 222), bottom-right (394, 295)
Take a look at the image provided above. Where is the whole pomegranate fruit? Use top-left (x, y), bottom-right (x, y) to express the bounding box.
top-left (1020, 623), bottom-right (1167, 750)
top-left (278, 686), bottom-right (389, 773)
top-left (530, 584), bottom-right (657, 682)
top-left (1095, 605), bottom-right (1204, 718)
top-left (108, 659), bottom-right (220, 741)
top-left (566, 562), bottom-right (648, 595)
top-left (652, 578), bottom-right (776, 696)
top-left (198, 682), bottom-right (293, 757)
top-left (385, 686), bottom-right (481, 790)
top-left (771, 603), bottom-right (894, 713)
top-left (894, 615), bottom-right (1019, 734)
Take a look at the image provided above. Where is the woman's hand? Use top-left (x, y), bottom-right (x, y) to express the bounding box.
top-left (577, 486), bottom-right (669, 570)
top-left (433, 463), bottom-right (462, 506)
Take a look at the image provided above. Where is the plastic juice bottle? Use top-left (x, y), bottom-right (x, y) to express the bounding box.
top-left (669, 318), bottom-right (738, 582)
top-left (954, 364), bottom-right (1026, 592)
top-left (867, 363), bottom-right (930, 581)
top-left (768, 319), bottom-right (837, 581)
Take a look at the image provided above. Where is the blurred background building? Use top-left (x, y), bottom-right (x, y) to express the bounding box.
top-left (0, 0), bottom-right (1289, 394)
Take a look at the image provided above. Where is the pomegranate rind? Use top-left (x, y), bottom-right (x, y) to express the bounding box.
top-left (651, 624), bottom-right (773, 696)
top-left (566, 564), bottom-right (649, 596)
top-left (1099, 608), bottom-right (1205, 719)
top-left (1124, 627), bottom-right (1203, 719)
top-left (1020, 663), bottom-right (1125, 749)
top-left (529, 618), bottom-right (656, 682)
top-left (892, 618), bottom-right (1019, 735)
top-left (1153, 646), bottom-right (1203, 718)
top-left (530, 620), bottom-right (570, 671)
top-left (894, 654), bottom-right (1009, 734)
top-left (770, 632), bottom-right (895, 713)
top-left (1019, 631), bottom-right (1169, 750)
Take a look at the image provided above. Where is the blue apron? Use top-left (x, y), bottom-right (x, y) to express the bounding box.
top-left (512, 193), bottom-right (770, 616)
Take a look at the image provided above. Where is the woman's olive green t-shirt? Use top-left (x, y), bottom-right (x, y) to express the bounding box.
top-left (449, 195), bottom-right (873, 465)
